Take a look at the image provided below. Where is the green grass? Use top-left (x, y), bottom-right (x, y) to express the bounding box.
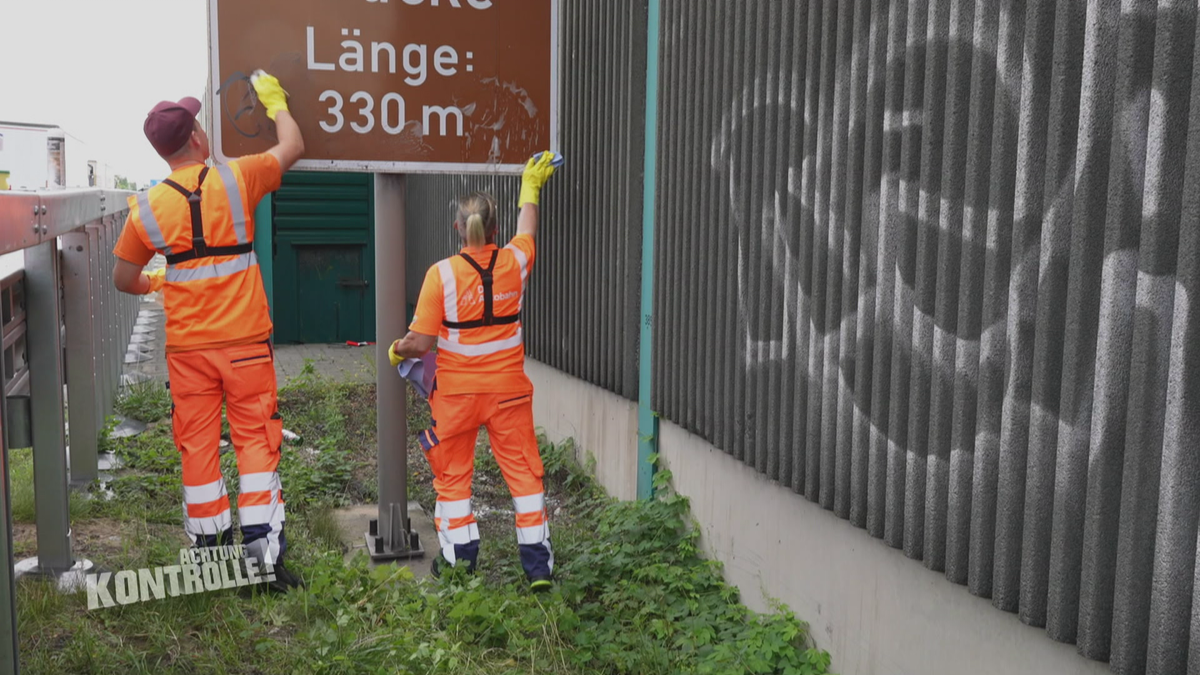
top-left (8, 448), bottom-right (93, 524)
top-left (115, 380), bottom-right (173, 423)
top-left (16, 371), bottom-right (835, 675)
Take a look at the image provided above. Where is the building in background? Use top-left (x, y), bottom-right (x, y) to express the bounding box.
top-left (0, 121), bottom-right (128, 190)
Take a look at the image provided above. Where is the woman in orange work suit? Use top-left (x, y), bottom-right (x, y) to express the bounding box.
top-left (390, 152), bottom-right (560, 591)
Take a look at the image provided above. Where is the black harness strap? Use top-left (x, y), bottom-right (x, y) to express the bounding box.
top-left (443, 250), bottom-right (521, 330)
top-left (161, 167), bottom-right (254, 265)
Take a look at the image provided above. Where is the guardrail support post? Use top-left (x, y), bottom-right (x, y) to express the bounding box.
top-left (86, 225), bottom-right (106, 429)
top-left (103, 221), bottom-right (116, 412)
top-left (62, 231), bottom-right (99, 486)
top-left (22, 240), bottom-right (73, 570)
top-left (15, 238), bottom-right (95, 588)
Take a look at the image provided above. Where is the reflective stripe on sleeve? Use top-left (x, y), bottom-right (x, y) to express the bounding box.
top-left (215, 164), bottom-right (249, 245)
top-left (505, 244), bottom-right (530, 310)
top-left (166, 252), bottom-right (258, 283)
top-left (505, 244), bottom-right (529, 282)
top-left (137, 191), bottom-right (172, 255)
top-left (437, 259), bottom-right (461, 342)
top-left (437, 329), bottom-right (523, 357)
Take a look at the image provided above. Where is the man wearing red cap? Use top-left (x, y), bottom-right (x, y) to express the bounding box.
top-left (112, 72), bottom-right (305, 592)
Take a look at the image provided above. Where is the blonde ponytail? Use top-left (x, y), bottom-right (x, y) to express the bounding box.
top-left (454, 191), bottom-right (498, 248)
top-left (465, 213), bottom-right (486, 248)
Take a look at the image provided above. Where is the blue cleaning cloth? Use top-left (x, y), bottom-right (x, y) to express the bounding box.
top-left (397, 352), bottom-right (438, 398)
top-left (534, 151), bottom-right (565, 168)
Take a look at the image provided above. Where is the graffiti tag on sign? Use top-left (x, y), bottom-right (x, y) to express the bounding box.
top-left (207, 0), bottom-right (559, 173)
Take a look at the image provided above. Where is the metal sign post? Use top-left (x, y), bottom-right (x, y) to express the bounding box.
top-left (368, 174), bottom-right (420, 559)
top-left (207, 0), bottom-right (560, 561)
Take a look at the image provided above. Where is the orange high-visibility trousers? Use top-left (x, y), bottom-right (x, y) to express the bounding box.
top-left (419, 391), bottom-right (552, 578)
top-left (166, 340), bottom-right (286, 565)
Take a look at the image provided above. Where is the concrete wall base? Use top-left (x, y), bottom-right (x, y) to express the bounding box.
top-left (528, 360), bottom-right (1107, 675)
top-left (528, 359), bottom-right (639, 501)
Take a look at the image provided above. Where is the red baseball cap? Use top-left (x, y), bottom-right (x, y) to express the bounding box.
top-left (143, 97), bottom-right (202, 158)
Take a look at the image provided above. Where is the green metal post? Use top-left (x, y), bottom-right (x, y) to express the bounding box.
top-left (254, 194), bottom-right (274, 318)
top-left (636, 0), bottom-right (662, 501)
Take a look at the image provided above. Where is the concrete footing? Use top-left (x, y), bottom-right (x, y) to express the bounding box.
top-left (331, 502), bottom-right (436, 578)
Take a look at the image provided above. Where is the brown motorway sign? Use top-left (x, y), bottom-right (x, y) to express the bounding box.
top-left (207, 0), bottom-right (559, 173)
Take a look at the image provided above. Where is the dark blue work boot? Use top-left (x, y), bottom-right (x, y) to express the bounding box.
top-left (519, 541), bottom-right (554, 592)
top-left (431, 541), bottom-right (479, 579)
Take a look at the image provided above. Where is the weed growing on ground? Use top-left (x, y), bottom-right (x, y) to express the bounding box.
top-left (15, 372), bottom-right (835, 675)
top-left (115, 380), bottom-right (172, 423)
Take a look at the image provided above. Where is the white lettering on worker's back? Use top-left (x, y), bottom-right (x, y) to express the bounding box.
top-left (460, 288), bottom-right (520, 307)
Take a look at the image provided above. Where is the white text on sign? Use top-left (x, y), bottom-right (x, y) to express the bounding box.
top-left (307, 24), bottom-right (479, 138)
top-left (307, 28), bottom-right (475, 82)
top-left (365, 0), bottom-right (493, 7)
top-left (318, 90), bottom-right (466, 137)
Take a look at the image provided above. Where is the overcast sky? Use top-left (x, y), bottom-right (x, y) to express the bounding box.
top-left (0, 0), bottom-right (209, 184)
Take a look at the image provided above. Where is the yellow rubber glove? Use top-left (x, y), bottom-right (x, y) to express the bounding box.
top-left (144, 268), bottom-right (166, 294)
top-left (388, 340), bottom-right (406, 368)
top-left (251, 70), bottom-right (290, 121)
top-left (518, 151), bottom-right (561, 207)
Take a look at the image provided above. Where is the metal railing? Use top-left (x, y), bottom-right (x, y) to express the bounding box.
top-left (0, 188), bottom-right (137, 674)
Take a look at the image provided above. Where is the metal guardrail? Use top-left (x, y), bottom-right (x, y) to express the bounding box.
top-left (0, 188), bottom-right (137, 674)
top-left (1, 272), bottom-right (29, 398)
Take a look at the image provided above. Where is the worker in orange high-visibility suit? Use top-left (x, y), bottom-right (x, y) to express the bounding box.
top-left (112, 72), bottom-right (305, 592)
top-left (390, 152), bottom-right (561, 592)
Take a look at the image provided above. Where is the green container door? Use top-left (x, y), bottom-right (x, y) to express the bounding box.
top-left (271, 171), bottom-right (376, 344)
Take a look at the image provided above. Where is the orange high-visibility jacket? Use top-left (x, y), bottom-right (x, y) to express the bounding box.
top-left (115, 154), bottom-right (281, 352)
top-left (410, 235), bottom-right (537, 395)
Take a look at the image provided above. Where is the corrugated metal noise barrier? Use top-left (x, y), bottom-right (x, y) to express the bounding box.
top-left (405, 1), bottom-right (1200, 673)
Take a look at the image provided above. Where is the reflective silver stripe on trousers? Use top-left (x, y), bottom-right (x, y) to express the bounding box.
top-left (239, 471), bottom-right (280, 494)
top-left (436, 498), bottom-right (473, 521)
top-left (438, 259), bottom-right (461, 342)
top-left (166, 251), bottom-right (258, 283)
top-left (238, 499), bottom-right (284, 526)
top-left (512, 492), bottom-right (544, 514)
top-left (137, 191), bottom-right (173, 255)
top-left (437, 329), bottom-right (524, 357)
top-left (184, 508), bottom-right (233, 537)
top-left (214, 164), bottom-right (249, 245)
top-left (242, 501), bottom-right (285, 566)
top-left (442, 523), bottom-right (480, 545)
top-left (516, 524), bottom-right (550, 546)
top-left (182, 478), bottom-right (228, 505)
